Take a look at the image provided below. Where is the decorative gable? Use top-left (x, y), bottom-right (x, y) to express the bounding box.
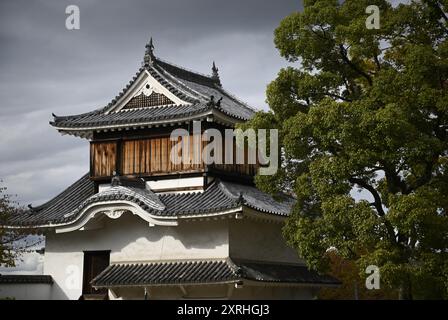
top-left (51, 38), bottom-right (256, 136)
top-left (123, 91), bottom-right (174, 110)
top-left (107, 71), bottom-right (190, 114)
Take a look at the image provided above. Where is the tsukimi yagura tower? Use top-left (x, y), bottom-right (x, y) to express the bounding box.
top-left (6, 39), bottom-right (338, 300)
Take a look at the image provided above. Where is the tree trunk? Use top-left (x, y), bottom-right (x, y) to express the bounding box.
top-left (399, 279), bottom-right (413, 300)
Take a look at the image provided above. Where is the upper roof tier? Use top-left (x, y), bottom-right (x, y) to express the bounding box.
top-left (51, 38), bottom-right (256, 139)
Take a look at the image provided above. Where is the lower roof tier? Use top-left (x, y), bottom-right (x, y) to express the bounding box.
top-left (8, 173), bottom-right (295, 228)
top-left (91, 258), bottom-right (340, 288)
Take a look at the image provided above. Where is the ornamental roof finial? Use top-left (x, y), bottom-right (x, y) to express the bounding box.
top-left (143, 37), bottom-right (155, 65)
top-left (111, 171), bottom-right (121, 187)
top-left (211, 61), bottom-right (221, 86)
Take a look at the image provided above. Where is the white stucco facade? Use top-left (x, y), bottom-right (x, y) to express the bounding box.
top-left (229, 218), bottom-right (305, 264)
top-left (44, 214), bottom-right (230, 299)
top-left (38, 210), bottom-right (317, 300)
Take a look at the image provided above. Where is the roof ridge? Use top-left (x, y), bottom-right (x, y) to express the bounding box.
top-left (213, 85), bottom-right (258, 113)
top-left (155, 57), bottom-right (218, 84)
top-left (154, 65), bottom-right (210, 101)
top-left (147, 63), bottom-right (200, 102)
top-left (101, 67), bottom-right (147, 114)
top-left (215, 179), bottom-right (245, 205)
top-left (155, 58), bottom-right (257, 114)
top-left (226, 257), bottom-right (244, 277)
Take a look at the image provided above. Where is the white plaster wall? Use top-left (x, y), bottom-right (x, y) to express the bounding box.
top-left (112, 284), bottom-right (316, 300)
top-left (147, 177), bottom-right (204, 192)
top-left (44, 214), bottom-right (229, 300)
top-left (0, 283), bottom-right (52, 300)
top-left (43, 213), bottom-right (311, 300)
top-left (229, 218), bottom-right (304, 264)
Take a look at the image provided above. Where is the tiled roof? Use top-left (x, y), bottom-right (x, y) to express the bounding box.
top-left (0, 275), bottom-right (53, 284)
top-left (92, 260), bottom-right (237, 287)
top-left (220, 181), bottom-right (295, 216)
top-left (7, 174), bottom-right (294, 227)
top-left (51, 56), bottom-right (255, 133)
top-left (8, 173), bottom-right (96, 226)
top-left (63, 184), bottom-right (166, 220)
top-left (52, 103), bottom-right (212, 130)
top-left (233, 259), bottom-right (338, 285)
top-left (91, 259), bottom-right (339, 288)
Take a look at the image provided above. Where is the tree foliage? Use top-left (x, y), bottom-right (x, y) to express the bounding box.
top-left (0, 183), bottom-right (35, 267)
top-left (244, 0), bottom-right (448, 299)
top-left (318, 249), bottom-right (399, 300)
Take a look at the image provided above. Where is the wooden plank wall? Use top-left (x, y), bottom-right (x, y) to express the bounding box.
top-left (122, 136), bottom-right (206, 175)
top-left (91, 136), bottom-right (258, 178)
top-left (214, 141), bottom-right (258, 176)
top-left (91, 142), bottom-right (117, 177)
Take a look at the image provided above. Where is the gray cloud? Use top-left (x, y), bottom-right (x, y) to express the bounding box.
top-left (0, 251), bottom-right (44, 275)
top-left (0, 0), bottom-right (301, 206)
top-left (0, 235), bottom-right (45, 274)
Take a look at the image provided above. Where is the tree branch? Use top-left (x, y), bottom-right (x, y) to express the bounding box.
top-left (349, 177), bottom-right (397, 242)
top-left (349, 177), bottom-right (385, 216)
top-left (339, 44), bottom-right (373, 85)
top-left (383, 164), bottom-right (409, 194)
top-left (373, 54), bottom-right (381, 71)
top-left (325, 92), bottom-right (352, 102)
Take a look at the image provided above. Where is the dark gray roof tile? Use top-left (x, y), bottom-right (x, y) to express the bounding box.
top-left (8, 173), bottom-right (95, 226)
top-left (233, 259), bottom-right (339, 285)
top-left (51, 57), bottom-right (255, 132)
top-left (0, 275), bottom-right (53, 284)
top-left (91, 259), bottom-right (339, 288)
top-left (7, 175), bottom-right (294, 227)
top-left (92, 260), bottom-right (237, 287)
top-left (220, 181), bottom-right (295, 216)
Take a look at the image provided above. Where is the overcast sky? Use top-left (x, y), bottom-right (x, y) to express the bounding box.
top-left (0, 0), bottom-right (302, 206)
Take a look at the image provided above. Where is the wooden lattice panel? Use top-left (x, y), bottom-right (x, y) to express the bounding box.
top-left (123, 92), bottom-right (174, 110)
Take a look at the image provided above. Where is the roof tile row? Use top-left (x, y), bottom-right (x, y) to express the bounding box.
top-left (8, 174), bottom-right (294, 227)
top-left (91, 259), bottom-right (340, 288)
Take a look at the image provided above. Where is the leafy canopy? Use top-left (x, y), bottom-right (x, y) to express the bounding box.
top-left (244, 0), bottom-right (448, 299)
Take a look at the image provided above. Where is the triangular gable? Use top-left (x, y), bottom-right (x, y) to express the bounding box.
top-left (105, 70), bottom-right (191, 114)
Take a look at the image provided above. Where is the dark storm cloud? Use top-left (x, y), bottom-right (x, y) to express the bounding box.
top-left (0, 0), bottom-right (301, 205)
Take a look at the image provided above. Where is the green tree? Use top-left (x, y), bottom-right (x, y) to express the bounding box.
top-left (318, 249), bottom-right (399, 299)
top-left (243, 0), bottom-right (448, 299)
top-left (0, 182), bottom-right (35, 267)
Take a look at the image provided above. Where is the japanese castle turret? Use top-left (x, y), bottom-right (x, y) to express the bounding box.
top-left (7, 39), bottom-right (338, 300)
